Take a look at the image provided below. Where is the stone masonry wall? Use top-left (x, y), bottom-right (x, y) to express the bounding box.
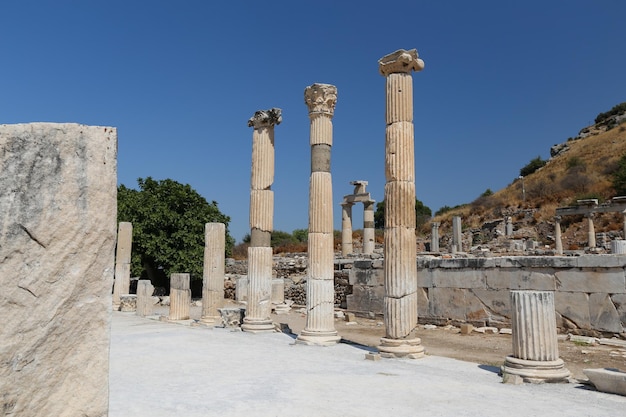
top-left (347, 255), bottom-right (626, 337)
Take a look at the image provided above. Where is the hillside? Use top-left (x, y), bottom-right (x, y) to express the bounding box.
top-left (430, 104), bottom-right (626, 251)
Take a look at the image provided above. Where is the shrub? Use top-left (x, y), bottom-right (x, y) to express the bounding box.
top-left (595, 102), bottom-right (626, 124)
top-left (520, 156), bottom-right (547, 177)
top-left (612, 153), bottom-right (626, 195)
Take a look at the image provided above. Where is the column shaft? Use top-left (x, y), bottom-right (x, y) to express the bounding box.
top-left (241, 246), bottom-right (274, 331)
top-left (363, 201), bottom-right (375, 254)
top-left (554, 217), bottom-right (563, 255)
top-left (136, 280), bottom-right (154, 317)
top-left (168, 273), bottom-right (190, 321)
top-left (587, 214), bottom-right (596, 248)
top-left (112, 222), bottom-right (133, 308)
top-left (201, 223), bottom-right (225, 324)
top-left (431, 222), bottom-right (440, 253)
top-left (341, 203), bottom-right (353, 257)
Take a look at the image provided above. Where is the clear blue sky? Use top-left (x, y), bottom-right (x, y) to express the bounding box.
top-left (2, 1), bottom-right (625, 243)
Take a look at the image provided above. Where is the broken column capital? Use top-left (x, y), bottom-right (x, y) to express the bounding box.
top-left (378, 49), bottom-right (424, 76)
top-left (247, 108), bottom-right (282, 129)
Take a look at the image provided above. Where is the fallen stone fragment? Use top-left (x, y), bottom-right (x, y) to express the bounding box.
top-left (423, 324), bottom-right (437, 330)
top-left (365, 352), bottom-right (381, 361)
top-left (499, 328), bottom-right (512, 335)
top-left (598, 338), bottom-right (626, 348)
top-left (569, 335), bottom-right (598, 345)
top-left (460, 324), bottom-right (474, 335)
top-left (583, 368), bottom-right (626, 396)
top-left (345, 312), bottom-right (356, 322)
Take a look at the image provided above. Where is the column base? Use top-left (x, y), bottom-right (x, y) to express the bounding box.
top-left (198, 315), bottom-right (220, 326)
top-left (295, 330), bottom-right (341, 346)
top-left (377, 337), bottom-right (425, 359)
top-left (501, 356), bottom-right (570, 383)
top-left (241, 318), bottom-right (275, 333)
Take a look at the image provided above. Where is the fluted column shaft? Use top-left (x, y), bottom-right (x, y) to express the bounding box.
top-left (452, 216), bottom-right (462, 253)
top-left (554, 216), bottom-right (563, 255)
top-left (243, 108), bottom-right (281, 333)
top-left (112, 222), bottom-right (133, 308)
top-left (168, 273), bottom-right (190, 321)
top-left (363, 201), bottom-right (375, 254)
top-left (341, 203), bottom-right (353, 257)
top-left (297, 83), bottom-right (340, 345)
top-left (431, 222), bottom-right (440, 252)
top-left (377, 49), bottom-right (425, 358)
top-left (503, 290), bottom-right (570, 383)
top-left (201, 223), bottom-right (225, 324)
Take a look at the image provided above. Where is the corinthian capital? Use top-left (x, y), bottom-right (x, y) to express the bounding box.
top-left (247, 108), bottom-right (282, 128)
top-left (378, 49), bottom-right (425, 76)
top-left (304, 83), bottom-right (337, 116)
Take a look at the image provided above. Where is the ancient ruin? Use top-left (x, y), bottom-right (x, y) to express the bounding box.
top-left (136, 280), bottom-right (155, 317)
top-left (377, 49), bottom-right (425, 358)
top-left (296, 83), bottom-right (341, 346)
top-left (200, 222), bottom-right (226, 324)
top-left (340, 180), bottom-right (376, 256)
top-left (502, 290), bottom-right (570, 383)
top-left (0, 123), bottom-right (117, 416)
top-left (168, 273), bottom-right (191, 321)
top-left (112, 221), bottom-right (133, 309)
top-left (242, 108), bottom-right (281, 333)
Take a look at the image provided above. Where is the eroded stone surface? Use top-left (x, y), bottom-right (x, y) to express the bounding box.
top-left (0, 123), bottom-right (116, 416)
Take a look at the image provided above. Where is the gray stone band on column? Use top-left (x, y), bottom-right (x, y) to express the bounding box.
top-left (311, 144), bottom-right (331, 173)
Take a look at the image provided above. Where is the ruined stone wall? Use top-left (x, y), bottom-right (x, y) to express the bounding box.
top-left (347, 255), bottom-right (626, 336)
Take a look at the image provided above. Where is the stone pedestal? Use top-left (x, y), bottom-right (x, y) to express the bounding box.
top-left (168, 273), bottom-right (191, 321)
top-left (376, 49), bottom-right (425, 358)
top-left (430, 222), bottom-right (440, 252)
top-left (112, 222), bottom-right (133, 309)
top-left (502, 290), bottom-right (570, 383)
top-left (200, 223), bottom-right (225, 325)
top-left (297, 83), bottom-right (340, 346)
top-left (136, 280), bottom-right (155, 317)
top-left (243, 108), bottom-right (281, 333)
top-left (341, 202), bottom-right (354, 256)
top-left (611, 240), bottom-right (626, 254)
top-left (363, 200), bottom-right (375, 254)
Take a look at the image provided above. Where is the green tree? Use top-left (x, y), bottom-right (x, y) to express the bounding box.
top-left (117, 177), bottom-right (234, 283)
top-left (520, 156), bottom-right (547, 177)
top-left (292, 228), bottom-right (309, 243)
top-left (374, 199), bottom-right (432, 229)
top-left (612, 153), bottom-right (626, 195)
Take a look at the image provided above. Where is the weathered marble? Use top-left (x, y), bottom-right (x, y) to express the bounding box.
top-left (169, 273), bottom-right (191, 321)
top-left (377, 49), bottom-right (425, 358)
top-left (136, 280), bottom-right (155, 317)
top-left (112, 222), bottom-right (133, 308)
top-left (0, 123), bottom-right (116, 416)
top-left (201, 223), bottom-right (225, 324)
top-left (297, 83), bottom-right (340, 346)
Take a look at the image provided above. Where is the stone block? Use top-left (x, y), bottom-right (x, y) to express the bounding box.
top-left (346, 285), bottom-right (384, 315)
top-left (429, 287), bottom-right (468, 321)
top-left (432, 268), bottom-right (486, 289)
top-left (555, 269), bottom-right (625, 293)
top-left (583, 368), bottom-right (626, 396)
top-left (416, 269), bottom-right (434, 288)
top-left (417, 287), bottom-right (429, 319)
top-left (611, 294), bottom-right (626, 325)
top-left (486, 269), bottom-right (555, 291)
top-left (472, 289), bottom-right (511, 317)
top-left (555, 292), bottom-right (591, 330)
top-left (272, 278), bottom-right (285, 304)
top-left (119, 295), bottom-right (137, 312)
top-left (236, 276), bottom-right (248, 302)
top-left (589, 293), bottom-right (623, 333)
top-left (460, 323), bottom-right (473, 334)
top-left (349, 266), bottom-right (384, 286)
top-left (345, 312), bottom-right (356, 322)
top-left (576, 255), bottom-right (626, 268)
top-left (0, 123), bottom-right (116, 416)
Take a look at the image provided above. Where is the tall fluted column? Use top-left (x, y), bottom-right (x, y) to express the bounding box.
top-left (377, 49), bottom-right (425, 358)
top-left (363, 200), bottom-right (376, 254)
top-left (341, 202), bottom-right (353, 257)
top-left (452, 216), bottom-right (462, 253)
top-left (201, 223), bottom-right (225, 325)
top-left (168, 273), bottom-right (191, 321)
top-left (430, 222), bottom-right (440, 253)
top-left (587, 213), bottom-right (596, 248)
top-left (502, 291), bottom-right (570, 383)
top-left (297, 83), bottom-right (340, 346)
top-left (554, 216), bottom-right (563, 255)
top-left (242, 108), bottom-right (281, 333)
top-left (112, 222), bottom-right (133, 309)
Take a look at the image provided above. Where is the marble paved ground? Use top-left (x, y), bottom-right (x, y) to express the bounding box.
top-left (109, 312), bottom-right (626, 417)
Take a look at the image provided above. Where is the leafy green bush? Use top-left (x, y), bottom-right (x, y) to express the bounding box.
top-left (612, 153), bottom-right (626, 195)
top-left (520, 156), bottom-right (547, 177)
top-left (595, 102), bottom-right (626, 124)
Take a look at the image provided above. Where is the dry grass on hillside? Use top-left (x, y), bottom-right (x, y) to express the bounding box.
top-left (432, 124), bottom-right (626, 235)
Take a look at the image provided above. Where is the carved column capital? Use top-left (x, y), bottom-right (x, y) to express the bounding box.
top-left (304, 83), bottom-right (337, 116)
top-left (247, 108), bottom-right (282, 129)
top-left (378, 49), bottom-right (425, 76)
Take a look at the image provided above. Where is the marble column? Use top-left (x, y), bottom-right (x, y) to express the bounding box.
top-left (622, 209), bottom-right (626, 239)
top-left (554, 216), bottom-right (563, 255)
top-left (377, 49), bottom-right (425, 359)
top-left (430, 222), bottom-right (440, 253)
top-left (168, 273), bottom-right (191, 321)
top-left (112, 222), bottom-right (133, 309)
top-left (136, 280), bottom-right (155, 317)
top-left (296, 83), bottom-right (340, 346)
top-left (452, 216), bottom-right (462, 253)
top-left (341, 202), bottom-right (354, 257)
top-left (363, 200), bottom-right (376, 255)
top-left (242, 108), bottom-right (281, 333)
top-left (502, 290), bottom-right (570, 383)
top-left (200, 222), bottom-right (225, 325)
top-left (587, 213), bottom-right (596, 248)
